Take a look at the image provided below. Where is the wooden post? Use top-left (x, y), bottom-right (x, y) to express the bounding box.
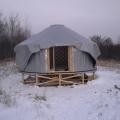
top-left (53, 47), bottom-right (55, 71)
top-left (36, 73), bottom-right (38, 85)
top-left (93, 72), bottom-right (95, 80)
top-left (45, 49), bottom-right (49, 72)
top-left (82, 73), bottom-right (84, 84)
top-left (59, 73), bottom-right (62, 86)
top-left (68, 47), bottom-right (74, 72)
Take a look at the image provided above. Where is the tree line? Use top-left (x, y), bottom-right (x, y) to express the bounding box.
top-left (90, 35), bottom-right (120, 60)
top-left (0, 13), bottom-right (30, 59)
top-left (0, 12), bottom-right (120, 61)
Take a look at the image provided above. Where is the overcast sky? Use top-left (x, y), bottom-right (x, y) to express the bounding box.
top-left (0, 0), bottom-right (120, 42)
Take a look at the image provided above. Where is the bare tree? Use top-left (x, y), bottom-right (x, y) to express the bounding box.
top-left (0, 13), bottom-right (5, 37)
top-left (90, 35), bottom-right (103, 46)
top-left (0, 12), bottom-right (31, 59)
top-left (4, 14), bottom-right (31, 58)
top-left (102, 37), bottom-right (113, 46)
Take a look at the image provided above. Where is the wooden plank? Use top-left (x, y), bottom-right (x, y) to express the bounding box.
top-left (36, 74), bottom-right (39, 84)
top-left (37, 81), bottom-right (73, 86)
top-left (60, 79), bottom-right (78, 85)
top-left (37, 75), bottom-right (53, 80)
top-left (45, 49), bottom-right (48, 72)
top-left (58, 74), bottom-right (62, 86)
top-left (93, 72), bottom-right (95, 80)
top-left (82, 73), bottom-right (84, 84)
top-left (47, 49), bottom-right (50, 72)
top-left (68, 47), bottom-right (70, 71)
top-left (68, 47), bottom-right (74, 72)
top-left (68, 47), bottom-right (72, 71)
top-left (53, 47), bottom-right (55, 71)
top-left (62, 74), bottom-right (81, 80)
top-left (71, 47), bottom-right (74, 72)
top-left (35, 79), bottom-right (58, 86)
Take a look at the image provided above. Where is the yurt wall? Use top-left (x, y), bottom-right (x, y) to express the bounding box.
top-left (73, 48), bottom-right (95, 72)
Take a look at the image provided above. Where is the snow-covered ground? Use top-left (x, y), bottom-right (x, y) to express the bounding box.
top-left (0, 62), bottom-right (120, 120)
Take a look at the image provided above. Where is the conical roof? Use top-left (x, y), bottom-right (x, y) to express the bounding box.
top-left (17, 24), bottom-right (94, 48)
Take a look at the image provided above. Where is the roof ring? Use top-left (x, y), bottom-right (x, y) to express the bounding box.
top-left (50, 24), bottom-right (64, 27)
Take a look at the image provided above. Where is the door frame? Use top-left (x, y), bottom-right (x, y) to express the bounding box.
top-left (46, 46), bottom-right (74, 72)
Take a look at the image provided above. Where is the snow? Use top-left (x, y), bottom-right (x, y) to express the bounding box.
top-left (0, 62), bottom-right (120, 120)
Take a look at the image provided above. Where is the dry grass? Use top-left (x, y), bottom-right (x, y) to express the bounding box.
top-left (0, 58), bottom-right (15, 64)
top-left (97, 60), bottom-right (120, 68)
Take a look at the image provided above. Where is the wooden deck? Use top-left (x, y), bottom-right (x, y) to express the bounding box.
top-left (23, 72), bottom-right (96, 86)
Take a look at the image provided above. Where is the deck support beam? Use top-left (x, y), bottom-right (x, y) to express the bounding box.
top-left (58, 74), bottom-right (62, 86)
top-left (82, 73), bottom-right (84, 84)
top-left (36, 73), bottom-right (38, 84)
top-left (93, 72), bottom-right (95, 80)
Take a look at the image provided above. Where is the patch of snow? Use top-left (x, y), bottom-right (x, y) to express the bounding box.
top-left (0, 62), bottom-right (120, 120)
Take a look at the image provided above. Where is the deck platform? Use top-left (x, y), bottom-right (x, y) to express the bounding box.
top-left (22, 71), bottom-right (96, 86)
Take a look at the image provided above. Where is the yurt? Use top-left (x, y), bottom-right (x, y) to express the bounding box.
top-left (14, 25), bottom-right (100, 86)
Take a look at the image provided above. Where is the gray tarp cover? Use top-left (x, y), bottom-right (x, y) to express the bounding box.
top-left (14, 25), bottom-right (100, 71)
